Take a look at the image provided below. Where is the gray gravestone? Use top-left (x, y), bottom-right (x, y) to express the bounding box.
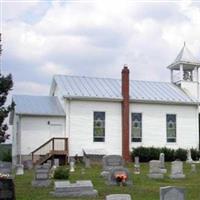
top-left (106, 194), bottom-right (132, 200)
top-left (0, 161), bottom-right (12, 175)
top-left (32, 164), bottom-right (51, 187)
top-left (85, 158), bottom-right (91, 168)
top-left (170, 161), bottom-right (185, 179)
top-left (50, 180), bottom-right (98, 197)
top-left (160, 186), bottom-right (185, 200)
top-left (102, 155), bottom-right (124, 171)
top-left (148, 160), bottom-right (163, 179)
top-left (191, 164), bottom-right (196, 173)
top-left (54, 159), bottom-right (59, 167)
top-left (106, 167), bottom-right (132, 186)
top-left (15, 164), bottom-right (24, 175)
top-left (159, 153), bottom-right (167, 173)
top-left (134, 157), bottom-right (140, 174)
top-left (186, 149), bottom-right (193, 164)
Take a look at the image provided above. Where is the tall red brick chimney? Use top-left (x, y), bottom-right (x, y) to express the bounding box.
top-left (121, 65), bottom-right (130, 161)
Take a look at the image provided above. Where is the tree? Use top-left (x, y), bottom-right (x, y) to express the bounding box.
top-left (0, 33), bottom-right (15, 143)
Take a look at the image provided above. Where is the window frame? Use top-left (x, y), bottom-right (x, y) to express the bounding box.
top-left (131, 112), bottom-right (142, 142)
top-left (93, 111), bottom-right (105, 142)
top-left (166, 114), bottom-right (176, 143)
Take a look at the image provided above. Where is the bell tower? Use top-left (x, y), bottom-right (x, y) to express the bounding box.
top-left (167, 43), bottom-right (200, 99)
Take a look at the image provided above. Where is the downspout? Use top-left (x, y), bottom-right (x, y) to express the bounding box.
top-left (18, 116), bottom-right (22, 164)
top-left (67, 98), bottom-right (71, 161)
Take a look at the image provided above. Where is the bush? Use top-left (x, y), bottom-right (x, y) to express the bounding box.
top-left (132, 147), bottom-right (189, 162)
top-left (2, 149), bottom-right (12, 162)
top-left (174, 148), bottom-right (187, 161)
top-left (191, 148), bottom-right (200, 161)
top-left (54, 166), bottom-right (69, 180)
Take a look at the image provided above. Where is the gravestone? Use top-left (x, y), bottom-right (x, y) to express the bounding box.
top-left (70, 159), bottom-right (75, 172)
top-left (160, 186), bottom-right (185, 200)
top-left (191, 164), bottom-right (196, 173)
top-left (54, 159), bottom-right (59, 167)
top-left (101, 155), bottom-right (124, 178)
top-left (102, 155), bottom-right (124, 171)
top-left (0, 161), bottom-right (12, 175)
top-left (186, 149), bottom-right (193, 164)
top-left (15, 164), bottom-right (24, 175)
top-left (0, 177), bottom-right (15, 200)
top-left (50, 180), bottom-right (98, 197)
top-left (23, 160), bottom-right (33, 170)
top-left (85, 158), bottom-right (91, 168)
top-left (106, 194), bottom-right (132, 200)
top-left (159, 153), bottom-right (167, 173)
top-left (32, 164), bottom-right (51, 187)
top-left (134, 157), bottom-right (140, 174)
top-left (106, 167), bottom-right (132, 186)
top-left (148, 160), bottom-right (163, 179)
top-left (170, 161), bottom-right (185, 179)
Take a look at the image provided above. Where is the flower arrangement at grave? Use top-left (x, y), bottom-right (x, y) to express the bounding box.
top-left (114, 171), bottom-right (127, 186)
top-left (0, 173), bottom-right (10, 179)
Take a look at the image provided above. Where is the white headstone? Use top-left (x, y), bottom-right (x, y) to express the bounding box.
top-left (16, 164), bottom-right (24, 175)
top-left (70, 161), bottom-right (75, 172)
top-left (170, 161), bottom-right (185, 179)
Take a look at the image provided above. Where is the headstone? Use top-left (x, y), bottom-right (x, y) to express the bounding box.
top-left (54, 159), bottom-right (59, 167)
top-left (160, 186), bottom-right (185, 200)
top-left (50, 180), bottom-right (98, 197)
top-left (15, 164), bottom-right (24, 175)
top-left (186, 149), bottom-right (193, 163)
top-left (102, 155), bottom-right (124, 171)
top-left (85, 158), bottom-right (91, 168)
top-left (106, 194), bottom-right (132, 200)
top-left (23, 160), bottom-right (33, 170)
top-left (148, 160), bottom-right (163, 179)
top-left (169, 161), bottom-right (185, 179)
top-left (0, 162), bottom-right (12, 175)
top-left (0, 177), bottom-right (15, 200)
top-left (134, 157), bottom-right (140, 174)
top-left (32, 164), bottom-right (51, 187)
top-left (159, 153), bottom-right (167, 173)
top-left (191, 164), bottom-right (196, 173)
top-left (70, 160), bottom-right (75, 172)
top-left (106, 167), bottom-right (132, 186)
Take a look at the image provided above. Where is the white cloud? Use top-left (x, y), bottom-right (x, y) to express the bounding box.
top-left (3, 0), bottom-right (200, 96)
top-left (14, 81), bottom-right (49, 95)
top-left (40, 62), bottom-right (70, 76)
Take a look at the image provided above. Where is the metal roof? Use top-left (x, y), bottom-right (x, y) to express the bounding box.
top-left (167, 43), bottom-right (200, 69)
top-left (13, 95), bottom-right (65, 116)
top-left (54, 75), bottom-right (197, 104)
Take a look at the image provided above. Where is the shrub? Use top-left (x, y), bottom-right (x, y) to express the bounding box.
top-left (2, 149), bottom-right (12, 162)
top-left (174, 148), bottom-right (187, 161)
top-left (190, 148), bottom-right (200, 161)
top-left (132, 147), bottom-right (189, 162)
top-left (54, 166), bottom-right (69, 180)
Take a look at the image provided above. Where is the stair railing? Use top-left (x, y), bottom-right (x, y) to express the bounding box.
top-left (31, 137), bottom-right (68, 164)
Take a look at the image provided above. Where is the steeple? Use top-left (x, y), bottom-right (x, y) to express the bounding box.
top-left (167, 43), bottom-right (200, 99)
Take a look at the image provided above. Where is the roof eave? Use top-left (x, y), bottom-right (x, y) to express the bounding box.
top-left (63, 95), bottom-right (123, 102)
top-left (130, 99), bottom-right (198, 106)
top-left (167, 61), bottom-right (200, 69)
top-left (15, 113), bottom-right (66, 117)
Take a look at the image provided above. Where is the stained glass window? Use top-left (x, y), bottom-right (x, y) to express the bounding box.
top-left (166, 114), bottom-right (176, 143)
top-left (94, 112), bottom-right (105, 142)
top-left (131, 113), bottom-right (142, 142)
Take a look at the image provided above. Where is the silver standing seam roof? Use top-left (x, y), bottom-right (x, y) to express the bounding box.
top-left (53, 75), bottom-right (197, 104)
top-left (13, 95), bottom-right (65, 116)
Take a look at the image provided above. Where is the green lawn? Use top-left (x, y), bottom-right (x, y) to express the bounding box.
top-left (15, 162), bottom-right (200, 200)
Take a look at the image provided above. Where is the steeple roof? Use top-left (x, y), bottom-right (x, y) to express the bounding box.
top-left (167, 43), bottom-right (200, 69)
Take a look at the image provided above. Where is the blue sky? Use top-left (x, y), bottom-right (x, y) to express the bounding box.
top-left (2, 0), bottom-right (200, 95)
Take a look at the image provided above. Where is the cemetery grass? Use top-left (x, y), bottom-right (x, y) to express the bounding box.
top-left (15, 162), bottom-right (200, 200)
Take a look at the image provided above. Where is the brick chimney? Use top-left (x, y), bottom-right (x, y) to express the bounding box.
top-left (121, 65), bottom-right (130, 161)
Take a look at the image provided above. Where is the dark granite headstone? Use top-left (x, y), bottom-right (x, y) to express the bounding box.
top-left (0, 178), bottom-right (15, 200)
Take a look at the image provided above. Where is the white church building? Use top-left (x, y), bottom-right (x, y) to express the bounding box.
top-left (9, 44), bottom-right (200, 165)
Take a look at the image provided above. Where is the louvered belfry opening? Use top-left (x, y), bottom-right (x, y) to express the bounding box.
top-left (121, 65), bottom-right (130, 161)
